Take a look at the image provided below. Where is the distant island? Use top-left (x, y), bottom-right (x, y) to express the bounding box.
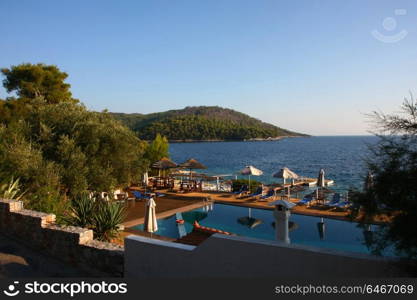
top-left (112, 106), bottom-right (307, 142)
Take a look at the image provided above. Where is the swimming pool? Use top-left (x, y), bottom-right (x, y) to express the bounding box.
top-left (131, 203), bottom-right (386, 255)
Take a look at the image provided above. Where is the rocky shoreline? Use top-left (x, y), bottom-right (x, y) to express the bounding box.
top-left (167, 135), bottom-right (308, 143)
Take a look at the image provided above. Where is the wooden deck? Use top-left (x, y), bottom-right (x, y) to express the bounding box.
top-left (122, 195), bottom-right (208, 227)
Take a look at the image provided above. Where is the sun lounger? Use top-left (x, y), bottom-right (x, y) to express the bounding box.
top-left (335, 201), bottom-right (351, 209)
top-left (325, 193), bottom-right (341, 207)
top-left (247, 186), bottom-right (263, 199)
top-left (259, 190), bottom-right (275, 201)
top-left (132, 191), bottom-right (151, 200)
top-left (233, 185), bottom-right (249, 197)
top-left (297, 195), bottom-right (314, 206)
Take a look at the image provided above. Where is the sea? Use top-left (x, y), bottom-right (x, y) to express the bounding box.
top-left (170, 136), bottom-right (378, 193)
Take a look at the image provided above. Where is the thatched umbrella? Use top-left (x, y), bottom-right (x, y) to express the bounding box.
top-left (290, 185), bottom-right (306, 199)
top-left (151, 157), bottom-right (178, 177)
top-left (179, 158), bottom-right (207, 180)
top-left (316, 187), bottom-right (334, 202)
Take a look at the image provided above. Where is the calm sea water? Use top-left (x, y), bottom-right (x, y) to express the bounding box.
top-left (170, 136), bottom-right (378, 193)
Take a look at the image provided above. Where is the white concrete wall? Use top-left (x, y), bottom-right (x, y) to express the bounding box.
top-left (124, 234), bottom-right (404, 278)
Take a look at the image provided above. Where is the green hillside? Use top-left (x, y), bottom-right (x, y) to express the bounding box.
top-left (112, 106), bottom-right (306, 141)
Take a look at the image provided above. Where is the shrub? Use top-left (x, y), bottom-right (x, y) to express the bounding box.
top-left (232, 179), bottom-right (262, 193)
top-left (63, 195), bottom-right (125, 242)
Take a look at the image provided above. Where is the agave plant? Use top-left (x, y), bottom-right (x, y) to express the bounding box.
top-left (92, 200), bottom-right (125, 242)
top-left (64, 194), bottom-right (125, 242)
top-left (63, 194), bottom-right (95, 228)
top-left (0, 177), bottom-right (25, 200)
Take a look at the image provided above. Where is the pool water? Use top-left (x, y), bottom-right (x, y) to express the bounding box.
top-left (131, 203), bottom-right (389, 256)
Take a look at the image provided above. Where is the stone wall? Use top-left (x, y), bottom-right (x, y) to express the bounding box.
top-left (0, 199), bottom-right (124, 277)
top-left (125, 234), bottom-right (407, 278)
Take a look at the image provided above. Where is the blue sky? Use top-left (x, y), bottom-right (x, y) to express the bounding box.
top-left (1, 0), bottom-right (416, 135)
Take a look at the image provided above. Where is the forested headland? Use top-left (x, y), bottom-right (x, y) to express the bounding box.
top-left (112, 106), bottom-right (307, 141)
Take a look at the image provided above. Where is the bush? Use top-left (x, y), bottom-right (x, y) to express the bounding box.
top-left (232, 179), bottom-right (262, 193)
top-left (0, 63), bottom-right (170, 216)
top-left (0, 100), bottom-right (147, 213)
top-left (62, 195), bottom-right (125, 242)
top-left (350, 96), bottom-right (417, 268)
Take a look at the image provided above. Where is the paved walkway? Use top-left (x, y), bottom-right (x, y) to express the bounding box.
top-left (0, 234), bottom-right (85, 278)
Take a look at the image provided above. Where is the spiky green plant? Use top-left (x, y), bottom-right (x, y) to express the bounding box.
top-left (62, 194), bottom-right (95, 228)
top-left (0, 177), bottom-right (25, 200)
top-left (63, 194), bottom-right (125, 242)
top-left (92, 200), bottom-right (125, 242)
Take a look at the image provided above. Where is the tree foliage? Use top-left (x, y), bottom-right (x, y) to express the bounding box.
top-left (144, 133), bottom-right (169, 164)
top-left (0, 97), bottom-right (34, 124)
top-left (112, 106), bottom-right (305, 141)
top-left (1, 63), bottom-right (76, 104)
top-left (232, 179), bottom-right (262, 193)
top-left (0, 101), bottom-right (147, 203)
top-left (0, 63), bottom-right (166, 215)
top-left (350, 96), bottom-right (417, 264)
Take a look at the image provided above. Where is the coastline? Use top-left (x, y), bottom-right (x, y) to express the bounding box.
top-left (166, 135), bottom-right (309, 143)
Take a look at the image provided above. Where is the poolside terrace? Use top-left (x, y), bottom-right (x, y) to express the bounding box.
top-left (116, 187), bottom-right (390, 246)
top-left (122, 188), bottom-right (388, 225)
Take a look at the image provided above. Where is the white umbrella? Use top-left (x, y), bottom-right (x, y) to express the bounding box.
top-left (143, 171), bottom-right (149, 194)
top-left (240, 165), bottom-right (263, 191)
top-left (143, 171), bottom-right (149, 186)
top-left (273, 167), bottom-right (299, 199)
top-left (144, 197), bottom-right (158, 235)
top-left (273, 167), bottom-right (299, 185)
